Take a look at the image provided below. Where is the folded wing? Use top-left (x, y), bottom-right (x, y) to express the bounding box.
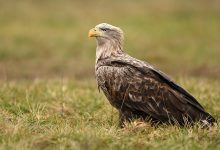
top-left (96, 55), bottom-right (215, 125)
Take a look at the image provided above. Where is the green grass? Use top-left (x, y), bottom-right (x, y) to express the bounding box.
top-left (0, 79), bottom-right (220, 149)
top-left (0, 0), bottom-right (220, 149)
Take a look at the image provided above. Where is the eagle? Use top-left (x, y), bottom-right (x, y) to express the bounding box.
top-left (88, 23), bottom-right (216, 127)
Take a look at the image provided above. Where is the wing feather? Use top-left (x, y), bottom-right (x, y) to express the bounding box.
top-left (99, 55), bottom-right (207, 113)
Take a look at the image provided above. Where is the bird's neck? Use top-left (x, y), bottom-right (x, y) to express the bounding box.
top-left (96, 39), bottom-right (123, 62)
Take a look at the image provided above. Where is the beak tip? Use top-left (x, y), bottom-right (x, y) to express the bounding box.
top-left (88, 32), bottom-right (93, 38)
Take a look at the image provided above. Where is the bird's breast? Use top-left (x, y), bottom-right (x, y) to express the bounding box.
top-left (95, 65), bottom-right (130, 107)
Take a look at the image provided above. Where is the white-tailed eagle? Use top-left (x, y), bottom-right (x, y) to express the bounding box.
top-left (88, 23), bottom-right (216, 127)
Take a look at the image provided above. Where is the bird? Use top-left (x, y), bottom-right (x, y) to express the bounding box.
top-left (88, 23), bottom-right (216, 127)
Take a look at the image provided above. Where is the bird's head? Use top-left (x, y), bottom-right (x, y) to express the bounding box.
top-left (88, 23), bottom-right (124, 48)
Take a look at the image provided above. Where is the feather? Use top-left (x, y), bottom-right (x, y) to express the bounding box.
top-left (96, 56), bottom-right (215, 125)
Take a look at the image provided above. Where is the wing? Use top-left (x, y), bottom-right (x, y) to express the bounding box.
top-left (96, 55), bottom-right (215, 124)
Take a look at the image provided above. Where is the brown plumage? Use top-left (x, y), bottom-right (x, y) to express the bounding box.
top-left (88, 23), bottom-right (216, 127)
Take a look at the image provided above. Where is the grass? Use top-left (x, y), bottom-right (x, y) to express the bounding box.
top-left (0, 78), bottom-right (220, 149)
top-left (0, 0), bottom-right (220, 149)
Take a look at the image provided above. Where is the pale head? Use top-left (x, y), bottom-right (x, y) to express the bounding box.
top-left (89, 23), bottom-right (124, 61)
top-left (88, 23), bottom-right (124, 48)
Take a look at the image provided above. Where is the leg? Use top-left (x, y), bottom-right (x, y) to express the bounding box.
top-left (119, 109), bottom-right (135, 128)
top-left (119, 109), bottom-right (157, 127)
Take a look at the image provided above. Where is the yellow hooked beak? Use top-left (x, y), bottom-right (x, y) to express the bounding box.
top-left (88, 28), bottom-right (102, 37)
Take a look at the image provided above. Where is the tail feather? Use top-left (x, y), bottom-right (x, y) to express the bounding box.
top-left (200, 113), bottom-right (216, 127)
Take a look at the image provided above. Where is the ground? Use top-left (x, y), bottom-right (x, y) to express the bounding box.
top-left (0, 0), bottom-right (220, 149)
top-left (0, 79), bottom-right (220, 149)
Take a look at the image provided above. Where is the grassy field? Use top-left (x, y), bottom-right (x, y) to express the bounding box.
top-left (0, 79), bottom-right (220, 149)
top-left (0, 0), bottom-right (220, 149)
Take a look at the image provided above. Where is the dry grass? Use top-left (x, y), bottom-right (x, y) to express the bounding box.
top-left (0, 78), bottom-right (219, 149)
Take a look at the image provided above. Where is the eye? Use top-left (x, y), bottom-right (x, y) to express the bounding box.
top-left (101, 28), bottom-right (107, 31)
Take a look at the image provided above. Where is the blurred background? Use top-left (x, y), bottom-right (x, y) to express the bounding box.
top-left (0, 0), bottom-right (219, 80)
